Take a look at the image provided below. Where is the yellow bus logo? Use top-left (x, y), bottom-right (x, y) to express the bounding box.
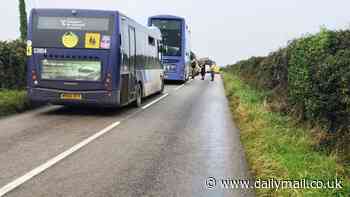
top-left (62, 32), bottom-right (79, 48)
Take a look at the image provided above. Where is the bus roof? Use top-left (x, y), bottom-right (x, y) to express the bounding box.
top-left (31, 8), bottom-right (118, 16)
top-left (149, 15), bottom-right (185, 21)
top-left (31, 9), bottom-right (160, 38)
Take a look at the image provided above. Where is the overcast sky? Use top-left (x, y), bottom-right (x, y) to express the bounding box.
top-left (1, 0), bottom-right (350, 65)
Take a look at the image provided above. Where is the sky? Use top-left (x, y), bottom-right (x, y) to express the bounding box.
top-left (2, 0), bottom-right (350, 66)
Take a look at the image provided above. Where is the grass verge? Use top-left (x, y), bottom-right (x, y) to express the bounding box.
top-left (223, 72), bottom-right (350, 196)
top-left (0, 90), bottom-right (31, 117)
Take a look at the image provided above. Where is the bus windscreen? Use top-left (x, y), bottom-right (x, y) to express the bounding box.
top-left (41, 59), bottom-right (102, 81)
top-left (151, 19), bottom-right (182, 56)
top-left (37, 16), bottom-right (110, 31)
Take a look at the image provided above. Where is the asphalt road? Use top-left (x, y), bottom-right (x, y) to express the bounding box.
top-left (0, 75), bottom-right (254, 197)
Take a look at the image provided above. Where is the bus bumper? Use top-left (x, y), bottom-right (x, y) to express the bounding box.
top-left (164, 72), bottom-right (185, 81)
top-left (28, 88), bottom-right (121, 107)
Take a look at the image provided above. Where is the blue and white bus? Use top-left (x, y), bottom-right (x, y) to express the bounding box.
top-left (27, 9), bottom-right (164, 107)
top-left (148, 15), bottom-right (191, 82)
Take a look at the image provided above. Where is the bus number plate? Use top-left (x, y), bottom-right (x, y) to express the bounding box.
top-left (60, 93), bottom-right (82, 100)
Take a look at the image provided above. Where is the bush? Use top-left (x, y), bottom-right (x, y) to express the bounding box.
top-left (223, 73), bottom-right (350, 196)
top-left (287, 29), bottom-right (336, 121)
top-left (226, 28), bottom-right (350, 161)
top-left (0, 40), bottom-right (27, 89)
top-left (0, 90), bottom-right (30, 116)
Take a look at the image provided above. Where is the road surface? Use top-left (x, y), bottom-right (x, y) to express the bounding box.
top-left (0, 75), bottom-right (254, 197)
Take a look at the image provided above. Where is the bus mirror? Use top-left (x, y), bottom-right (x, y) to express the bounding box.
top-left (120, 47), bottom-right (124, 63)
top-left (160, 46), bottom-right (165, 53)
top-left (159, 44), bottom-right (166, 53)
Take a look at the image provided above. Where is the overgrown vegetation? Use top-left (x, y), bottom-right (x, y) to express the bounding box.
top-left (0, 90), bottom-right (30, 117)
top-left (223, 73), bottom-right (350, 196)
top-left (0, 40), bottom-right (27, 89)
top-left (225, 28), bottom-right (350, 165)
top-left (0, 40), bottom-right (30, 117)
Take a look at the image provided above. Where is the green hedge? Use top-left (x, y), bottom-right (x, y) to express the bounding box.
top-left (225, 28), bottom-right (350, 162)
top-left (0, 90), bottom-right (30, 116)
top-left (0, 40), bottom-right (26, 89)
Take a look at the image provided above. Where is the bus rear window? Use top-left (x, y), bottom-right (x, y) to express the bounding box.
top-left (41, 59), bottom-right (102, 81)
top-left (37, 16), bottom-right (110, 31)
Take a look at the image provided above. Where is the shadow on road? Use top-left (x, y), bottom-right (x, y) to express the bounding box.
top-left (40, 92), bottom-right (167, 117)
top-left (164, 80), bottom-right (185, 85)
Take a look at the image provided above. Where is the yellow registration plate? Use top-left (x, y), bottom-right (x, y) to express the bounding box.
top-left (60, 93), bottom-right (82, 100)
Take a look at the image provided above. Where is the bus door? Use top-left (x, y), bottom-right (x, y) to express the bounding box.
top-left (128, 27), bottom-right (137, 101)
top-left (120, 19), bottom-right (136, 105)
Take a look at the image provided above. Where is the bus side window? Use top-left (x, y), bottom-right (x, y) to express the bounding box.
top-left (148, 36), bottom-right (155, 46)
top-left (119, 34), bottom-right (123, 65)
top-left (157, 41), bottom-right (162, 60)
top-left (121, 19), bottom-right (129, 72)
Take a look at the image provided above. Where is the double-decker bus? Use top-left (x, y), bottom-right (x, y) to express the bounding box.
top-left (27, 9), bottom-right (164, 107)
top-left (148, 15), bottom-right (191, 82)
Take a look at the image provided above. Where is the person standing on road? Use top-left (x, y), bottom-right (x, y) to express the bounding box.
top-left (200, 64), bottom-right (206, 80)
top-left (191, 60), bottom-right (197, 79)
top-left (210, 65), bottom-right (216, 81)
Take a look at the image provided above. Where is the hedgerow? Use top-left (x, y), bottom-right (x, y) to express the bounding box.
top-left (0, 40), bottom-right (26, 90)
top-left (225, 28), bottom-right (350, 162)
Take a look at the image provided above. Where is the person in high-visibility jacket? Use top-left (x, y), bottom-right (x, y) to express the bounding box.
top-left (213, 65), bottom-right (220, 73)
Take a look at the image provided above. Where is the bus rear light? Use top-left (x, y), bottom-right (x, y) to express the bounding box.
top-left (31, 70), bottom-right (38, 84)
top-left (32, 73), bottom-right (37, 81)
top-left (105, 74), bottom-right (112, 91)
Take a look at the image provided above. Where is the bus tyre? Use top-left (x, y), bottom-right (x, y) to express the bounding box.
top-left (182, 75), bottom-right (187, 83)
top-left (135, 84), bottom-right (142, 108)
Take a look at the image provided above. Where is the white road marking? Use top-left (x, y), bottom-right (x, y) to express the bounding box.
top-left (186, 79), bottom-right (193, 84)
top-left (174, 84), bottom-right (185, 91)
top-left (142, 93), bottom-right (169, 110)
top-left (0, 86), bottom-right (173, 196)
top-left (0, 121), bottom-right (121, 197)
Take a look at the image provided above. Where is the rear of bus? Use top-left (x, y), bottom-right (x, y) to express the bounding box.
top-left (27, 9), bottom-right (121, 106)
top-left (148, 16), bottom-right (189, 82)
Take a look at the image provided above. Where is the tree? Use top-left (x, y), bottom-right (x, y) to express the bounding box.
top-left (18, 0), bottom-right (28, 40)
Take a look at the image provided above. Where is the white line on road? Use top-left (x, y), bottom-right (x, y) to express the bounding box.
top-left (142, 93), bottom-right (169, 110)
top-left (174, 84), bottom-right (185, 91)
top-left (186, 78), bottom-right (193, 84)
top-left (0, 86), bottom-right (172, 196)
top-left (0, 121), bottom-right (121, 197)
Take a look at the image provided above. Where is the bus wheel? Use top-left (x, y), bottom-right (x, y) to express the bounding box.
top-left (135, 83), bottom-right (142, 107)
top-left (181, 75), bottom-right (187, 83)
